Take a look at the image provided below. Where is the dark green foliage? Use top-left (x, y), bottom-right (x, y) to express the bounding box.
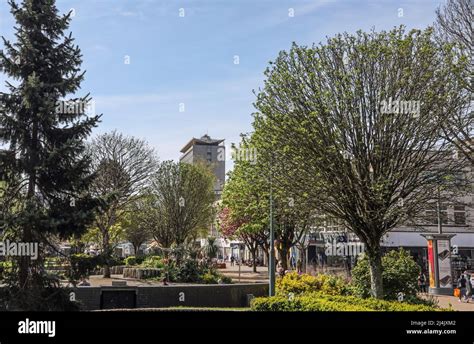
top-left (177, 259), bottom-right (204, 283)
top-left (67, 253), bottom-right (102, 283)
top-left (0, 266), bottom-right (80, 311)
top-left (124, 255), bottom-right (144, 266)
top-left (0, 0), bottom-right (100, 305)
top-left (0, 0), bottom-right (101, 239)
top-left (352, 249), bottom-right (421, 300)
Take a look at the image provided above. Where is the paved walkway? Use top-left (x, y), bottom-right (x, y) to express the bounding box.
top-left (420, 293), bottom-right (474, 311)
top-left (218, 264), bottom-right (269, 283)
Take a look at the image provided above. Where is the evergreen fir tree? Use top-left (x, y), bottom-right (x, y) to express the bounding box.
top-left (0, 0), bottom-right (101, 299)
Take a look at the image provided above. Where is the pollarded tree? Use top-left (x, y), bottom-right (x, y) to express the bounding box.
top-left (88, 131), bottom-right (157, 277)
top-left (253, 27), bottom-right (468, 298)
top-left (150, 161), bottom-right (215, 250)
top-left (0, 0), bottom-right (100, 293)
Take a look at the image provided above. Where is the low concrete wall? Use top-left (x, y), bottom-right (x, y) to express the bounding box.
top-left (73, 283), bottom-right (268, 310)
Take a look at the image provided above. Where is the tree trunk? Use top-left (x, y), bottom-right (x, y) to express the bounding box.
top-left (299, 246), bottom-right (307, 273)
top-left (250, 246), bottom-right (257, 273)
top-left (20, 121), bottom-right (38, 289)
top-left (367, 247), bottom-right (384, 299)
top-left (102, 230), bottom-right (111, 278)
top-left (278, 246), bottom-right (289, 271)
top-left (133, 243), bottom-right (140, 257)
top-left (19, 226), bottom-right (32, 289)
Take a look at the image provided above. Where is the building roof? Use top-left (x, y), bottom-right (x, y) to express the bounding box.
top-left (180, 134), bottom-right (224, 153)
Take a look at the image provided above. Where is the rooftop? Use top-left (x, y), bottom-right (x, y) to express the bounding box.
top-left (180, 134), bottom-right (224, 153)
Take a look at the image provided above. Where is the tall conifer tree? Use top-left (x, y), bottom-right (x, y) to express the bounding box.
top-left (0, 0), bottom-right (100, 293)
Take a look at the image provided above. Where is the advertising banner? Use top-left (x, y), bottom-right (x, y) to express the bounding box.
top-left (437, 239), bottom-right (452, 288)
top-left (427, 240), bottom-right (435, 288)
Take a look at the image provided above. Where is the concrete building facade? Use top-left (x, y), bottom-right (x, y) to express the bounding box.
top-left (179, 134), bottom-right (225, 198)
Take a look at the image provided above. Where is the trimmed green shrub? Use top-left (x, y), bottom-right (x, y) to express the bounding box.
top-left (277, 272), bottom-right (352, 296)
top-left (251, 292), bottom-right (447, 312)
top-left (352, 249), bottom-right (421, 300)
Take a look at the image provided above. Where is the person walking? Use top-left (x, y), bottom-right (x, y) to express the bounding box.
top-left (464, 271), bottom-right (472, 303)
top-left (418, 271), bottom-right (427, 294)
top-left (230, 255), bottom-right (235, 267)
top-left (457, 274), bottom-right (467, 302)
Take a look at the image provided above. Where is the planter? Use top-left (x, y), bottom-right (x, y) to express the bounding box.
top-left (123, 267), bottom-right (162, 279)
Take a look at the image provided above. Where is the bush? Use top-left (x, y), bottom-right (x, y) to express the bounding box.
top-left (124, 256), bottom-right (142, 266)
top-left (218, 275), bottom-right (233, 284)
top-left (277, 272), bottom-right (352, 296)
top-left (140, 256), bottom-right (164, 269)
top-left (0, 271), bottom-right (80, 311)
top-left (352, 249), bottom-right (421, 300)
top-left (177, 259), bottom-right (203, 283)
top-left (202, 272), bottom-right (219, 284)
top-left (67, 254), bottom-right (102, 282)
top-left (0, 261), bottom-right (13, 275)
top-left (251, 292), bottom-right (446, 312)
top-left (161, 259), bottom-right (179, 282)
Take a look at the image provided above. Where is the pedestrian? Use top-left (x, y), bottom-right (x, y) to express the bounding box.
top-left (296, 258), bottom-right (303, 274)
top-left (230, 255), bottom-right (235, 267)
top-left (457, 274), bottom-right (467, 302)
top-left (418, 271), bottom-right (427, 293)
top-left (464, 271), bottom-right (472, 303)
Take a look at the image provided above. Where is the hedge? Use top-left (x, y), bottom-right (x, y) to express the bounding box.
top-left (251, 292), bottom-right (448, 312)
top-left (277, 272), bottom-right (352, 296)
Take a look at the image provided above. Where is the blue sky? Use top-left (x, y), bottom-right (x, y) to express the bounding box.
top-left (0, 0), bottom-right (443, 171)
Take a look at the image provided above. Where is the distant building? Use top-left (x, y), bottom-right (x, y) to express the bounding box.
top-left (179, 134), bottom-right (225, 240)
top-left (179, 134), bottom-right (225, 198)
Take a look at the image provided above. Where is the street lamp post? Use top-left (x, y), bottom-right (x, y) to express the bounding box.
top-left (269, 184), bottom-right (275, 296)
top-left (269, 156), bottom-right (276, 296)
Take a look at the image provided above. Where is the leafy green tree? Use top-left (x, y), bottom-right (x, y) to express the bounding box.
top-left (222, 137), bottom-right (314, 271)
top-left (149, 161), bottom-right (215, 251)
top-left (0, 0), bottom-right (100, 295)
top-left (253, 27), bottom-right (467, 298)
top-left (122, 197), bottom-right (153, 257)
